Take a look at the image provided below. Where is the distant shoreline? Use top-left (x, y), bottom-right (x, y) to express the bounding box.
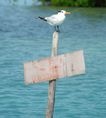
top-left (42, 0), bottom-right (106, 7)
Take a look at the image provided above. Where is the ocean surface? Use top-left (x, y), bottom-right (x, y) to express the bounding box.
top-left (0, 5), bottom-right (106, 118)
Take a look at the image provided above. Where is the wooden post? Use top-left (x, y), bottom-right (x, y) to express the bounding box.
top-left (46, 31), bottom-right (59, 118)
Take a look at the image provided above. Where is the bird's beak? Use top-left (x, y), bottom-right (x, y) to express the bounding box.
top-left (65, 11), bottom-right (71, 14)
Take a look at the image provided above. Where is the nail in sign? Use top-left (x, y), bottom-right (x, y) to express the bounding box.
top-left (24, 50), bottom-right (85, 84)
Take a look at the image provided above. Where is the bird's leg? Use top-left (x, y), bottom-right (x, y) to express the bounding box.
top-left (57, 25), bottom-right (60, 33)
top-left (54, 26), bottom-right (60, 32)
top-left (54, 26), bottom-right (57, 32)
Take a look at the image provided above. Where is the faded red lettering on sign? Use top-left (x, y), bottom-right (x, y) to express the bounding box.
top-left (24, 50), bottom-right (85, 84)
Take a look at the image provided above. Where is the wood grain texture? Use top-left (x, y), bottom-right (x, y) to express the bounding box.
top-left (24, 50), bottom-right (85, 84)
top-left (46, 31), bottom-right (58, 118)
top-left (46, 79), bottom-right (56, 118)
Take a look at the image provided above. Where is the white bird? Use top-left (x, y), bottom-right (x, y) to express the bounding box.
top-left (38, 10), bottom-right (71, 32)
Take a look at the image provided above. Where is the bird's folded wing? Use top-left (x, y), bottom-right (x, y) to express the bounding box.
top-left (45, 15), bottom-right (58, 23)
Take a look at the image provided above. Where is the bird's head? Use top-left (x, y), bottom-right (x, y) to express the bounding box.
top-left (58, 10), bottom-right (71, 15)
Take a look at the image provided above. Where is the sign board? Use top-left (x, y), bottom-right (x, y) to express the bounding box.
top-left (24, 50), bottom-right (85, 84)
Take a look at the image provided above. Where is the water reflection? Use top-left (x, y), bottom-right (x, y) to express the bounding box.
top-left (0, 4), bottom-right (106, 118)
top-left (80, 8), bottom-right (106, 20)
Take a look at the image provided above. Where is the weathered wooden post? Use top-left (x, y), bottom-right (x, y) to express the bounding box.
top-left (46, 31), bottom-right (58, 118)
top-left (24, 31), bottom-right (85, 118)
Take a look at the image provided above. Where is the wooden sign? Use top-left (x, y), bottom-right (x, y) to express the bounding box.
top-left (24, 50), bottom-right (85, 84)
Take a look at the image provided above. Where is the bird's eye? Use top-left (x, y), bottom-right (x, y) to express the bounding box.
top-left (61, 11), bottom-right (64, 13)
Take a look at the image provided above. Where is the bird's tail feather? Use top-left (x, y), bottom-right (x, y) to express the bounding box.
top-left (38, 17), bottom-right (47, 22)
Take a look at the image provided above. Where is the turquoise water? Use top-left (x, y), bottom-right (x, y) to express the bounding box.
top-left (0, 5), bottom-right (106, 118)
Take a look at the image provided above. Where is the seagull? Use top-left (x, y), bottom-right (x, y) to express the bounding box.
top-left (38, 10), bottom-right (71, 32)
